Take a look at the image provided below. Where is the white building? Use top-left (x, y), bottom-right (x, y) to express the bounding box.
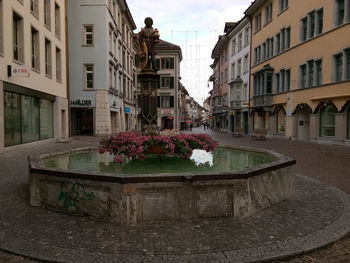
top-left (68, 0), bottom-right (137, 135)
top-left (154, 39), bottom-right (182, 130)
top-left (227, 17), bottom-right (251, 134)
top-left (0, 0), bottom-right (69, 152)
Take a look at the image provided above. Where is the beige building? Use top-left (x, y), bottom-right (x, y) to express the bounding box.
top-left (0, 0), bottom-right (69, 152)
top-left (246, 0), bottom-right (350, 145)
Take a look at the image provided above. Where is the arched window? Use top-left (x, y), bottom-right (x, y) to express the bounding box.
top-left (277, 108), bottom-right (286, 134)
top-left (320, 104), bottom-right (336, 137)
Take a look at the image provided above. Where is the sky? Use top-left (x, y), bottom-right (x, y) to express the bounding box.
top-left (127, 0), bottom-right (253, 105)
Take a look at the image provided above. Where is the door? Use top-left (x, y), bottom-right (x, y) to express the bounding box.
top-left (71, 108), bottom-right (93, 135)
top-left (298, 113), bottom-right (310, 141)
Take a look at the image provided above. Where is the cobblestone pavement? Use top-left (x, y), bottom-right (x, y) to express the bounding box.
top-left (0, 131), bottom-right (349, 262)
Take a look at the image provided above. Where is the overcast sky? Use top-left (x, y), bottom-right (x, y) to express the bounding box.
top-left (127, 0), bottom-right (253, 105)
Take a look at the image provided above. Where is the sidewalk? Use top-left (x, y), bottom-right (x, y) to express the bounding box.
top-left (0, 134), bottom-right (349, 262)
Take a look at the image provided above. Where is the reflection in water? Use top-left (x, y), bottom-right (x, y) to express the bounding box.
top-left (44, 147), bottom-right (276, 175)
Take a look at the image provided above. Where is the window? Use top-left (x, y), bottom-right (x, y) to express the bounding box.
top-left (217, 97), bottom-right (222, 106)
top-left (300, 59), bottom-right (322, 88)
top-left (254, 46), bottom-right (261, 64)
top-left (334, 53), bottom-right (343, 81)
top-left (308, 60), bottom-right (314, 87)
top-left (315, 59), bottom-right (323, 85)
top-left (244, 27), bottom-right (249, 47)
top-left (320, 104), bottom-right (336, 137)
top-left (243, 54), bottom-right (249, 74)
top-left (255, 13), bottom-right (262, 32)
top-left (300, 64), bottom-right (307, 88)
top-left (253, 71), bottom-right (273, 96)
top-left (83, 25), bottom-right (93, 45)
top-left (265, 3), bottom-right (273, 24)
top-left (56, 47), bottom-right (61, 82)
top-left (231, 38), bottom-right (236, 56)
top-left (84, 64), bottom-right (94, 89)
top-left (4, 92), bottom-right (53, 147)
top-left (336, 0), bottom-right (345, 26)
top-left (301, 8), bottom-right (323, 42)
top-left (276, 69), bottom-right (291, 93)
top-left (279, 0), bottom-right (288, 12)
top-left (109, 65), bottom-right (113, 89)
top-left (277, 108), bottom-right (286, 133)
top-left (31, 27), bottom-right (40, 71)
top-left (275, 27), bottom-right (290, 54)
top-left (13, 12), bottom-right (24, 62)
top-left (160, 76), bottom-right (174, 89)
top-left (224, 68), bottom-right (228, 82)
top-left (30, 0), bottom-right (39, 17)
top-left (346, 49), bottom-right (350, 79)
top-left (158, 96), bottom-right (174, 108)
top-left (45, 39), bottom-right (52, 77)
top-left (0, 0), bottom-right (4, 54)
top-left (44, 0), bottom-right (51, 29)
top-left (237, 59), bottom-right (242, 77)
top-left (231, 63), bottom-right (235, 80)
top-left (161, 57), bottom-right (174, 69)
top-left (55, 3), bottom-right (60, 38)
top-left (237, 33), bottom-right (242, 52)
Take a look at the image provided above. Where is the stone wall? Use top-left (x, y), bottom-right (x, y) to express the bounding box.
top-left (30, 164), bottom-right (295, 225)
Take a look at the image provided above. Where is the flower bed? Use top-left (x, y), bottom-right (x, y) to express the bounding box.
top-left (99, 132), bottom-right (218, 163)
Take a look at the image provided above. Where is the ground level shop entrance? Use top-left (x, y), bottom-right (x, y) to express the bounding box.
top-left (71, 108), bottom-right (93, 136)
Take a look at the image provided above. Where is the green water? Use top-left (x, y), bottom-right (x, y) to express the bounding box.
top-left (43, 147), bottom-right (276, 175)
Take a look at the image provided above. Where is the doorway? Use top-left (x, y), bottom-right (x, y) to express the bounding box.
top-left (71, 108), bottom-right (93, 135)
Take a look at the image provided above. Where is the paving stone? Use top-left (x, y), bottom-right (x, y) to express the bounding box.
top-left (0, 132), bottom-right (350, 263)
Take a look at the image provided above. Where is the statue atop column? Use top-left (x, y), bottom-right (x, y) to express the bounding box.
top-left (138, 17), bottom-right (160, 72)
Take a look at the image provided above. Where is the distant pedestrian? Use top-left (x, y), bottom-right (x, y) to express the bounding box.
top-left (203, 123), bottom-right (206, 130)
top-left (190, 123), bottom-right (193, 131)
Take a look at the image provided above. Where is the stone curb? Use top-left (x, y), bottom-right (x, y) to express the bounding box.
top-left (0, 175), bottom-right (349, 263)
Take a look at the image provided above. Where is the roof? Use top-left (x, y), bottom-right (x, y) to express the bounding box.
top-left (155, 39), bottom-right (183, 61)
top-left (244, 0), bottom-right (266, 16)
top-left (224, 22), bottom-right (237, 33)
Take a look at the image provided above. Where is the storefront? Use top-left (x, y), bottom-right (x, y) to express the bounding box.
top-left (70, 99), bottom-right (94, 135)
top-left (1, 82), bottom-right (68, 149)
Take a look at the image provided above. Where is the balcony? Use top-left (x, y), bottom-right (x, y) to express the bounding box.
top-left (253, 94), bottom-right (272, 107)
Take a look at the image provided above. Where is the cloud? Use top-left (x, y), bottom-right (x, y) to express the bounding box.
top-left (127, 0), bottom-right (252, 104)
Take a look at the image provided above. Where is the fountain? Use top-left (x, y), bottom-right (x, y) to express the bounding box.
top-left (28, 18), bottom-right (295, 225)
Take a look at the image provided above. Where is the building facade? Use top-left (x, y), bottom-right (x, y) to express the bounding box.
top-left (68, 0), bottom-right (137, 136)
top-left (227, 17), bottom-right (251, 134)
top-left (210, 31), bottom-right (230, 131)
top-left (154, 39), bottom-right (182, 130)
top-left (0, 0), bottom-right (69, 153)
top-left (246, 0), bottom-right (350, 145)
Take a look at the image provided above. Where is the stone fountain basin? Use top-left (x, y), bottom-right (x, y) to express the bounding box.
top-left (28, 145), bottom-right (296, 225)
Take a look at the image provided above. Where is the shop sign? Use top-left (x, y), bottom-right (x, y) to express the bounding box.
top-left (124, 107), bottom-right (131, 113)
top-left (71, 99), bottom-right (92, 106)
top-left (7, 65), bottom-right (29, 77)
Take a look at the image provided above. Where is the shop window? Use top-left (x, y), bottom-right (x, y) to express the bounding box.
top-left (21, 96), bottom-right (40, 143)
top-left (4, 92), bottom-right (21, 147)
top-left (320, 104), bottom-right (336, 137)
top-left (4, 92), bottom-right (54, 147)
top-left (40, 100), bottom-right (53, 139)
top-left (277, 108), bottom-right (286, 133)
